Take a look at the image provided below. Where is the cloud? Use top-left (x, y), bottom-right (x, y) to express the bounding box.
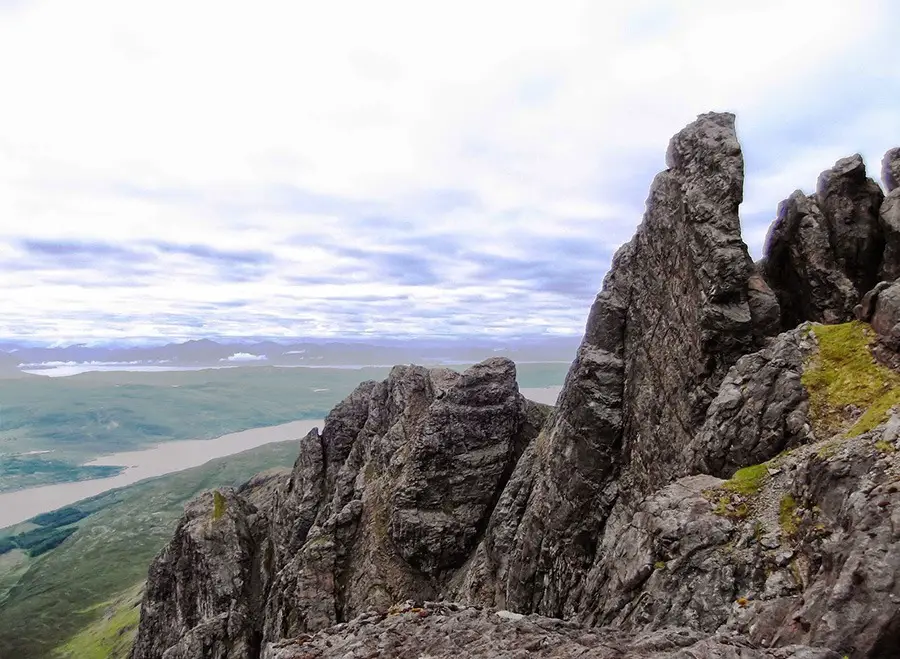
top-left (221, 352), bottom-right (267, 362)
top-left (0, 0), bottom-right (897, 343)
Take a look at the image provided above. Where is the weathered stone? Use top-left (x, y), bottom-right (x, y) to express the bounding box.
top-left (262, 602), bottom-right (839, 659)
top-left (621, 112), bottom-right (756, 495)
top-left (133, 115), bottom-right (900, 659)
top-left (451, 113), bottom-right (760, 620)
top-left (131, 488), bottom-right (271, 659)
top-left (134, 359), bottom-right (545, 659)
top-left (855, 281), bottom-right (893, 323)
top-left (683, 328), bottom-right (815, 477)
top-left (748, 266), bottom-right (782, 341)
top-left (763, 155), bottom-right (885, 328)
top-left (870, 280), bottom-right (900, 350)
top-left (880, 188), bottom-right (900, 281)
top-left (815, 154), bottom-right (885, 295)
top-left (883, 147), bottom-right (900, 192)
top-left (763, 191), bottom-right (859, 328)
top-left (583, 419), bottom-right (900, 658)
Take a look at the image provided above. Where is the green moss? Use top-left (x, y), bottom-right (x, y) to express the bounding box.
top-left (779, 494), bottom-right (799, 536)
top-left (721, 463), bottom-right (769, 497)
top-left (712, 495), bottom-right (749, 519)
top-left (875, 439), bottom-right (897, 453)
top-left (654, 561), bottom-right (666, 570)
top-left (816, 439), bottom-right (843, 459)
top-left (803, 322), bottom-right (900, 437)
top-left (212, 490), bottom-right (226, 521)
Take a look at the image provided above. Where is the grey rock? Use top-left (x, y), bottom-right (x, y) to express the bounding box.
top-left (880, 188), bottom-right (900, 281)
top-left (748, 266), bottom-right (782, 341)
top-left (134, 358), bottom-right (545, 658)
top-left (623, 112), bottom-right (761, 495)
top-left (815, 154), bottom-right (885, 295)
top-left (763, 155), bottom-right (885, 328)
top-left (855, 281), bottom-right (893, 323)
top-left (262, 602), bottom-right (839, 659)
top-left (131, 488), bottom-right (273, 659)
top-left (882, 149), bottom-right (900, 278)
top-left (763, 191), bottom-right (860, 328)
top-left (133, 114), bottom-right (900, 659)
top-left (883, 147), bottom-right (900, 192)
top-left (594, 420), bottom-right (900, 658)
top-left (683, 328), bottom-right (815, 477)
top-left (452, 112), bottom-right (759, 619)
top-left (870, 280), bottom-right (900, 351)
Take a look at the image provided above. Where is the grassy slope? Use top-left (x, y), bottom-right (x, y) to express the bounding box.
top-left (0, 440), bottom-right (300, 659)
top-left (55, 583), bottom-right (144, 659)
top-left (802, 322), bottom-right (900, 437)
top-left (0, 362), bottom-right (569, 491)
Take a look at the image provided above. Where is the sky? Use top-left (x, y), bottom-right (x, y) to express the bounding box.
top-left (0, 1), bottom-right (898, 345)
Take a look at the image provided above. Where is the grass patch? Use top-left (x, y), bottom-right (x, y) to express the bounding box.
top-left (875, 439), bottom-right (897, 453)
top-left (721, 463), bottom-right (769, 496)
top-left (779, 494), bottom-right (799, 536)
top-left (711, 494), bottom-right (749, 520)
top-left (212, 490), bottom-right (226, 520)
top-left (816, 439), bottom-right (843, 459)
top-left (803, 322), bottom-right (900, 437)
top-left (54, 583), bottom-right (143, 659)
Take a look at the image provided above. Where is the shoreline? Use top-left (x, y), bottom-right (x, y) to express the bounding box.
top-left (0, 419), bottom-right (323, 529)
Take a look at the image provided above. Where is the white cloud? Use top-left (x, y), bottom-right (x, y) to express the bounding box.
top-left (0, 0), bottom-right (897, 342)
top-left (222, 352), bottom-right (267, 362)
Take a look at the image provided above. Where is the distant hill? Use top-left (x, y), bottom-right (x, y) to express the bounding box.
top-left (1, 335), bottom-right (579, 376)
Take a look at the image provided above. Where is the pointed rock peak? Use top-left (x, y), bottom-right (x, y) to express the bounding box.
top-left (816, 153), bottom-right (867, 193)
top-left (665, 112), bottom-right (739, 170)
top-left (883, 147), bottom-right (900, 192)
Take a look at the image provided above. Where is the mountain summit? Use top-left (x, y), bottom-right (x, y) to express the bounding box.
top-left (131, 114), bottom-right (900, 659)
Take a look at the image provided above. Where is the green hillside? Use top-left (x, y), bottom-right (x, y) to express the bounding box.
top-left (0, 440), bottom-right (300, 659)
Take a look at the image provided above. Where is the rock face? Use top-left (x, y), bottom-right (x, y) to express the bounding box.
top-left (683, 327), bottom-right (815, 478)
top-left (131, 487), bottom-right (275, 659)
top-left (133, 116), bottom-right (900, 659)
top-left (883, 148), bottom-right (900, 193)
top-left (762, 154), bottom-right (888, 328)
top-left (453, 112), bottom-right (771, 619)
top-left (575, 422), bottom-right (900, 658)
top-left (880, 149), bottom-right (900, 281)
top-left (133, 358), bottom-right (546, 658)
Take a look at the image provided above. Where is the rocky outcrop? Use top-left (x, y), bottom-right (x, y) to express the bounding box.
top-left (683, 327), bottom-right (816, 478)
top-left (575, 419), bottom-right (900, 657)
top-left (763, 154), bottom-right (888, 328)
top-left (133, 358), bottom-right (546, 659)
top-left (880, 149), bottom-right (900, 281)
top-left (263, 601), bottom-right (840, 659)
top-left (883, 148), bottom-right (900, 193)
top-left (131, 486), bottom-right (277, 659)
top-left (452, 112), bottom-right (770, 619)
top-left (134, 115), bottom-right (900, 659)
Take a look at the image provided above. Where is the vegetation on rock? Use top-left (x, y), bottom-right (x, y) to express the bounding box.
top-left (803, 322), bottom-right (900, 437)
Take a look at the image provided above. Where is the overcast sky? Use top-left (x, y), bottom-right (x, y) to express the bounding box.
top-left (0, 1), bottom-right (897, 344)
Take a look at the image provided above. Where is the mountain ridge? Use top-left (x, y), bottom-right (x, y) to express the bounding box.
top-left (131, 113), bottom-right (900, 658)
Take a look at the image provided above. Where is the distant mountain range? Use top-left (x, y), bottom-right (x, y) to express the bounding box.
top-left (0, 336), bottom-right (579, 376)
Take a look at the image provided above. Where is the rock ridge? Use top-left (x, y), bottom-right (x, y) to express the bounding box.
top-left (132, 115), bottom-right (900, 659)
